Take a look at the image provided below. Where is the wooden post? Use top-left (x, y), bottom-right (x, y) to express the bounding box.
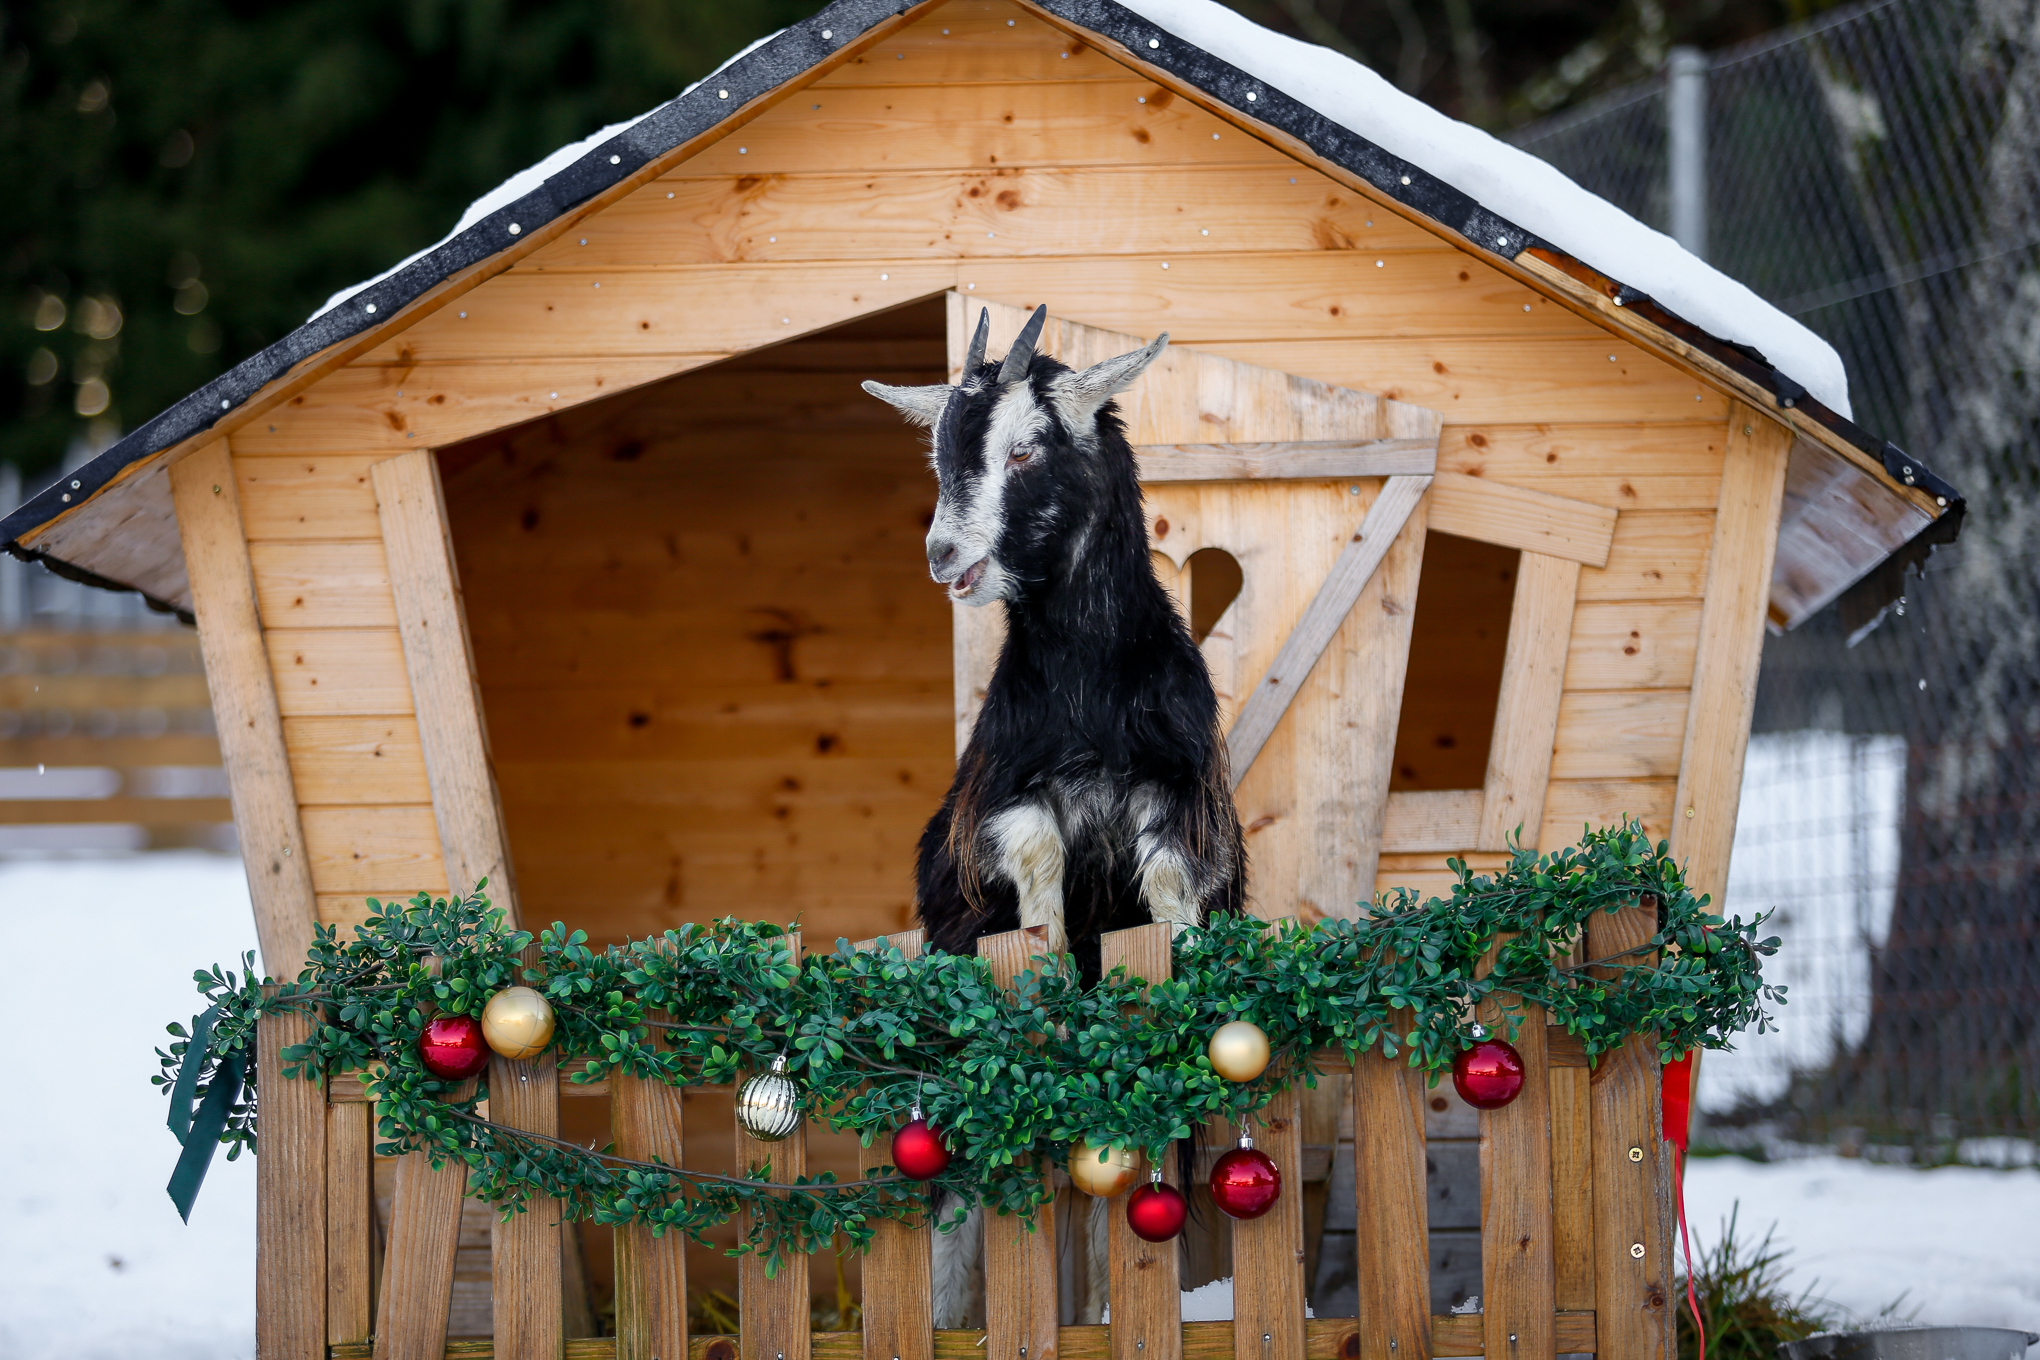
top-left (1349, 1047), bottom-right (1429, 1360)
top-left (853, 930), bottom-right (935, 1360)
top-left (739, 929), bottom-right (810, 1360)
top-left (1230, 1086), bottom-right (1306, 1360)
top-left (371, 447), bottom-right (521, 918)
top-left (168, 440), bottom-right (320, 977)
top-left (977, 928), bottom-right (1060, 1360)
top-left (614, 1020), bottom-right (689, 1360)
top-left (1098, 924), bottom-right (1181, 1360)
top-left (1477, 551), bottom-right (1582, 852)
top-left (257, 998), bottom-right (326, 1359)
top-left (327, 1100), bottom-right (378, 1346)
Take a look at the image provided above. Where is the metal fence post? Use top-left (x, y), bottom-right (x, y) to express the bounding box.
top-left (1667, 46), bottom-right (1709, 260)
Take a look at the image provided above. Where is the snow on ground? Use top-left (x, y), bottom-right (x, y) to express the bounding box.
top-left (1684, 1154), bottom-right (2040, 1332)
top-left (0, 853), bottom-right (259, 1360)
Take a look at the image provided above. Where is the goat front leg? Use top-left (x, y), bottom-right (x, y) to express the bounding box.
top-left (1129, 784), bottom-right (1220, 929)
top-left (986, 802), bottom-right (1067, 956)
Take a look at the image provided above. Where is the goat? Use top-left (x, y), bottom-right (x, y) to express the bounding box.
top-left (865, 307), bottom-right (1246, 1327)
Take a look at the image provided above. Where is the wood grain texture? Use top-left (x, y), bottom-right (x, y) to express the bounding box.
top-left (374, 448), bottom-right (520, 916)
top-left (978, 928), bottom-right (1060, 1360)
top-left (1380, 789), bottom-right (1482, 853)
top-left (1548, 690), bottom-right (1689, 782)
top-left (1231, 1086), bottom-right (1306, 1360)
top-left (1575, 511), bottom-right (1713, 601)
top-left (1350, 1045), bottom-right (1430, 1360)
top-left (300, 803), bottom-right (448, 897)
top-left (1098, 924), bottom-right (1181, 1360)
top-left (1537, 778), bottom-right (1677, 850)
top-left (257, 1000), bottom-right (326, 1360)
top-left (168, 441), bottom-right (321, 976)
top-left (492, 1023), bottom-right (565, 1360)
top-left (284, 715), bottom-right (434, 806)
top-left (853, 928), bottom-right (935, 1360)
top-left (1225, 473), bottom-right (1430, 786)
top-left (738, 930), bottom-right (809, 1360)
top-left (266, 627), bottom-right (415, 717)
top-left (1477, 553), bottom-right (1581, 852)
top-left (1437, 423), bottom-right (1725, 512)
top-left (234, 453), bottom-right (385, 540)
top-left (374, 1143), bottom-right (471, 1360)
top-left (1134, 438), bottom-right (1436, 482)
top-left (1586, 904), bottom-right (1672, 1360)
top-left (1427, 473), bottom-right (1615, 568)
top-left (249, 539), bottom-right (398, 629)
top-left (1548, 1066), bottom-right (1595, 1313)
top-left (1559, 601), bottom-right (1703, 693)
top-left (328, 1100), bottom-right (378, 1345)
top-left (1672, 407), bottom-right (1793, 908)
top-left (1479, 999), bottom-right (1556, 1360)
top-left (612, 1052), bottom-right (689, 1360)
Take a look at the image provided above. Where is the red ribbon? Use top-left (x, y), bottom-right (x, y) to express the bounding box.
top-left (1662, 1051), bottom-right (1703, 1360)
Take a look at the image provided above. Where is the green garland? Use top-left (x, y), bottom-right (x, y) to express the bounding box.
top-left (155, 820), bottom-right (1781, 1274)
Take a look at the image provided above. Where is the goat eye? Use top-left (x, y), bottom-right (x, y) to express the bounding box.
top-left (1008, 445), bottom-right (1036, 465)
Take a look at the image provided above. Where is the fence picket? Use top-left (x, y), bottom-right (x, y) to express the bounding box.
top-left (1230, 1084), bottom-right (1306, 1360)
top-left (614, 1027), bottom-right (689, 1360)
top-left (258, 1001), bottom-right (326, 1360)
top-left (493, 951), bottom-right (566, 1360)
top-left (853, 930), bottom-right (935, 1360)
top-left (740, 929), bottom-right (812, 1360)
top-left (977, 927), bottom-right (1061, 1360)
top-left (1479, 993), bottom-right (1557, 1360)
top-left (372, 1117), bottom-right (471, 1360)
top-left (327, 1099), bottom-right (377, 1345)
top-left (1099, 924), bottom-right (1182, 1360)
top-left (1349, 1047), bottom-right (1429, 1360)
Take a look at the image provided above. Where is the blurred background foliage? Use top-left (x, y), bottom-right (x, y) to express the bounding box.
top-left (4, 0), bottom-right (1838, 485)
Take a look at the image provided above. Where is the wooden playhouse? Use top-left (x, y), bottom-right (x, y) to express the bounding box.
top-left (1, 1), bottom-right (1962, 1358)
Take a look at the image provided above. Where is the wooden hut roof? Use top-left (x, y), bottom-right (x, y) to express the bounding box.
top-left (2, 0), bottom-right (1960, 637)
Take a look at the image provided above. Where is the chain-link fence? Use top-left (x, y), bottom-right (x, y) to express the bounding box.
top-left (1515, 0), bottom-right (2040, 1158)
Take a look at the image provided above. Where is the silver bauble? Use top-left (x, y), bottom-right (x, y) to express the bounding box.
top-left (735, 1053), bottom-right (802, 1141)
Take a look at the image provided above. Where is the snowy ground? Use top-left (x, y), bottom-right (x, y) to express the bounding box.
top-left (2, 856), bottom-right (2036, 1358)
top-left (0, 854), bottom-right (258, 1360)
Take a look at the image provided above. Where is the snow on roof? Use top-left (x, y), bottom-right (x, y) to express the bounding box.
top-left (315, 0), bottom-right (1848, 415)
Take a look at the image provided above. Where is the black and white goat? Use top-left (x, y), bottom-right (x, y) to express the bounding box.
top-left (865, 305), bottom-right (1246, 979)
top-left (865, 309), bottom-right (1246, 1325)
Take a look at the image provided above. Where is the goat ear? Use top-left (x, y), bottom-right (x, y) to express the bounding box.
top-left (1052, 333), bottom-right (1169, 425)
top-left (861, 381), bottom-right (953, 428)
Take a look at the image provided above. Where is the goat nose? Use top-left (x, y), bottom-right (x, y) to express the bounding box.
top-left (928, 539), bottom-right (958, 570)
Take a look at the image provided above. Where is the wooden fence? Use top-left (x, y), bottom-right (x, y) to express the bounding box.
top-left (261, 917), bottom-right (1673, 1360)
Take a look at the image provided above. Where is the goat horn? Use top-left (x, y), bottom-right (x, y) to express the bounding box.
top-left (964, 308), bottom-right (991, 373)
top-left (997, 304), bottom-right (1048, 384)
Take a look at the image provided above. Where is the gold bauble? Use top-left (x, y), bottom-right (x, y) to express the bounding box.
top-left (481, 986), bottom-right (556, 1061)
top-left (1068, 1140), bottom-right (1140, 1198)
top-left (1207, 1020), bottom-right (1271, 1083)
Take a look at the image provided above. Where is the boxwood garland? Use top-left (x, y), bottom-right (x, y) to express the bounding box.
top-left (155, 820), bottom-right (1781, 1275)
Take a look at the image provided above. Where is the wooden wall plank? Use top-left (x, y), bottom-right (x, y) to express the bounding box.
top-left (1672, 406), bottom-right (1793, 907)
top-left (1099, 924), bottom-right (1181, 1360)
top-left (613, 1048), bottom-right (690, 1360)
top-left (1548, 1067), bottom-right (1595, 1313)
top-left (1350, 1047), bottom-right (1430, 1360)
top-left (1477, 552), bottom-right (1580, 852)
top-left (328, 1100), bottom-right (378, 1346)
top-left (1548, 691), bottom-right (1689, 781)
top-left (1437, 423), bottom-right (1725, 512)
top-left (266, 628), bottom-right (415, 717)
top-left (1537, 778), bottom-right (1677, 848)
top-left (1231, 1087), bottom-right (1306, 1360)
top-left (235, 454), bottom-right (384, 540)
top-left (373, 1143), bottom-right (470, 1360)
top-left (256, 1000), bottom-right (326, 1360)
top-left (739, 930), bottom-right (810, 1360)
top-left (492, 1037), bottom-right (566, 1360)
top-left (1479, 1001), bottom-right (1555, 1360)
top-left (1380, 789), bottom-right (1482, 854)
top-left (249, 540), bottom-right (398, 629)
top-left (374, 448), bottom-right (521, 911)
top-left (854, 928), bottom-right (935, 1360)
top-left (168, 440), bottom-right (321, 975)
top-left (1575, 511), bottom-right (1713, 601)
top-left (1559, 601), bottom-right (1703, 692)
top-left (283, 715), bottom-right (433, 806)
top-left (978, 927), bottom-right (1060, 1360)
top-left (300, 804), bottom-right (447, 897)
top-left (1427, 474), bottom-right (1615, 568)
top-left (1586, 906), bottom-right (1672, 1360)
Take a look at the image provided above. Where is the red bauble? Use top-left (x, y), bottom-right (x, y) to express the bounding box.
top-left (1452, 1036), bottom-right (1526, 1109)
top-left (1126, 1180), bottom-right (1188, 1242)
top-left (891, 1117), bottom-right (952, 1180)
top-left (1209, 1142), bottom-right (1282, 1220)
top-left (417, 1013), bottom-right (489, 1080)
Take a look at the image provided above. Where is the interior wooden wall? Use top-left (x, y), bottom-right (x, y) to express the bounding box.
top-left (228, 0), bottom-right (1727, 934)
top-left (438, 305), bottom-right (952, 946)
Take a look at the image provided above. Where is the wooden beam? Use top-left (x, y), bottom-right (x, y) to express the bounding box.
top-left (1226, 474), bottom-right (1430, 786)
top-left (1134, 438), bottom-right (1436, 482)
top-left (1672, 404), bottom-right (1793, 907)
top-left (257, 999), bottom-right (326, 1360)
top-left (1477, 552), bottom-right (1582, 852)
top-left (372, 449), bottom-right (518, 917)
top-left (168, 440), bottom-right (320, 975)
top-left (1428, 473), bottom-right (1616, 568)
top-left (1099, 924), bottom-right (1181, 1360)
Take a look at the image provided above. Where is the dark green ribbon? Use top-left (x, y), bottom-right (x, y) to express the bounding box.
top-left (166, 1003), bottom-right (246, 1222)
